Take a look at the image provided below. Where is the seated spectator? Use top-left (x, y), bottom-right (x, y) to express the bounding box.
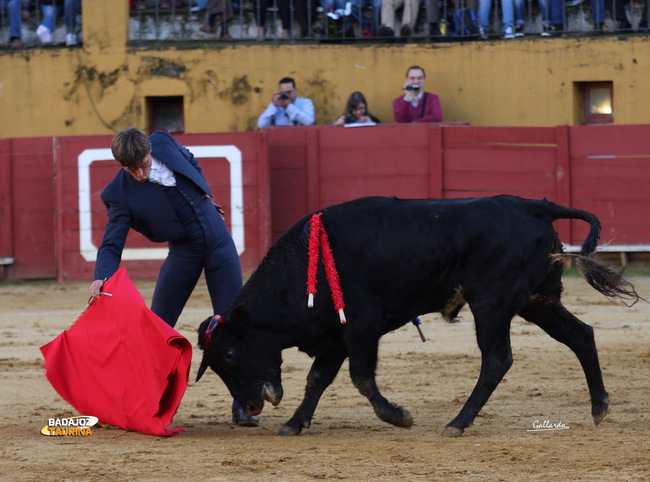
top-left (590, 0), bottom-right (632, 33)
top-left (258, 77), bottom-right (315, 128)
top-left (295, 0), bottom-right (320, 38)
top-left (253, 0), bottom-right (291, 40)
top-left (514, 0), bottom-right (524, 36)
top-left (1, 0), bottom-right (27, 49)
top-left (443, 0), bottom-right (477, 38)
top-left (537, 0), bottom-right (564, 36)
top-left (611, 0), bottom-right (633, 32)
top-left (333, 92), bottom-right (381, 125)
top-left (425, 0), bottom-right (441, 39)
top-left (378, 0), bottom-right (422, 38)
top-left (640, 3), bottom-right (649, 31)
top-left (590, 0), bottom-right (606, 33)
top-left (65, 0), bottom-right (81, 45)
top-left (393, 65), bottom-right (443, 123)
top-left (199, 0), bottom-right (233, 39)
top-left (36, 0), bottom-right (61, 44)
top-left (334, 0), bottom-right (382, 38)
top-left (36, 0), bottom-right (81, 46)
top-left (478, 0), bottom-right (515, 39)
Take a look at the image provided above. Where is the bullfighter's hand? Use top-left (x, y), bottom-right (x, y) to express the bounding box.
top-left (89, 279), bottom-right (104, 303)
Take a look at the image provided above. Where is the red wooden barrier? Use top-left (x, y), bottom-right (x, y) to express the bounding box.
top-left (569, 125), bottom-right (650, 247)
top-left (266, 124), bottom-right (449, 239)
top-left (1, 137), bottom-right (57, 279)
top-left (267, 124), bottom-right (650, 251)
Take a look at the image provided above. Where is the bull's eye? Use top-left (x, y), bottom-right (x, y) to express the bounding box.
top-left (225, 349), bottom-right (234, 360)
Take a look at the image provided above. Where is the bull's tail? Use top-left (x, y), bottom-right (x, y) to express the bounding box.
top-left (547, 203), bottom-right (601, 258)
top-left (551, 253), bottom-right (641, 306)
top-left (546, 202), bottom-right (642, 306)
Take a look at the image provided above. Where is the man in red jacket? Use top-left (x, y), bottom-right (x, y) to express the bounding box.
top-left (393, 66), bottom-right (443, 123)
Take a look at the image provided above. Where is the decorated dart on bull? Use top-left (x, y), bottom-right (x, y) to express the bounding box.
top-left (412, 317), bottom-right (426, 342)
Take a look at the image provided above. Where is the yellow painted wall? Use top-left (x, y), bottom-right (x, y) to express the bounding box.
top-left (1, 0), bottom-right (650, 138)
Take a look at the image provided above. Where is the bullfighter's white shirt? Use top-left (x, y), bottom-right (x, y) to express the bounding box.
top-left (148, 156), bottom-right (176, 187)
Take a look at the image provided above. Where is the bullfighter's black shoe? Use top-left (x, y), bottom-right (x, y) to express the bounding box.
top-left (232, 407), bottom-right (259, 427)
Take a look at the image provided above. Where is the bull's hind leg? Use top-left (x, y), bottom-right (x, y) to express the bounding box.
top-left (278, 355), bottom-right (346, 436)
top-left (348, 340), bottom-right (414, 428)
top-left (443, 309), bottom-right (514, 437)
top-left (519, 301), bottom-right (610, 425)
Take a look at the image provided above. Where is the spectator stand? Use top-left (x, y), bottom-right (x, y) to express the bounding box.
top-left (2, 1), bottom-right (649, 47)
top-left (123, 0), bottom-right (650, 44)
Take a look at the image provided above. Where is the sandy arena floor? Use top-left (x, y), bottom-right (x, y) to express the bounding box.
top-left (1, 274), bottom-right (649, 480)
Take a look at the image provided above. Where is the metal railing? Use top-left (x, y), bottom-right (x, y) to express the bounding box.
top-left (2, 0), bottom-right (649, 48)
top-left (127, 0), bottom-right (650, 43)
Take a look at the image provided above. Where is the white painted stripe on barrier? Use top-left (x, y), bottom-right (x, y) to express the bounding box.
top-left (77, 145), bottom-right (244, 262)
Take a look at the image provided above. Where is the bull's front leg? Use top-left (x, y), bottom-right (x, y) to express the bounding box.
top-left (278, 355), bottom-right (345, 436)
top-left (348, 346), bottom-right (414, 428)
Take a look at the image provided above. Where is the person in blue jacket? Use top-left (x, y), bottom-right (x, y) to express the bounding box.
top-left (89, 127), bottom-right (257, 427)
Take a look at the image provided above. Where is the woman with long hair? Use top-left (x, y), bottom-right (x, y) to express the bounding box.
top-left (334, 91), bottom-right (381, 125)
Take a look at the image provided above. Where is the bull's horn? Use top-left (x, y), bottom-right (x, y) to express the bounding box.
top-left (195, 354), bottom-right (209, 382)
top-left (263, 382), bottom-right (283, 406)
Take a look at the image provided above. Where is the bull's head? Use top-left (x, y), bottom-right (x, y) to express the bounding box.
top-left (196, 306), bottom-right (284, 417)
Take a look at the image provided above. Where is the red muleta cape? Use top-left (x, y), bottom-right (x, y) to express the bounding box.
top-left (40, 267), bottom-right (192, 436)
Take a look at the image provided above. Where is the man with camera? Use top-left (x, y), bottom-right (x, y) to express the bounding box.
top-left (257, 77), bottom-right (315, 129)
top-left (393, 66), bottom-right (443, 123)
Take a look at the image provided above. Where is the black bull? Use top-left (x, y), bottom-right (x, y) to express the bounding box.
top-left (196, 195), bottom-right (640, 436)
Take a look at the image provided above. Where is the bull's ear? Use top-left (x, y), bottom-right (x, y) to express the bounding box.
top-left (197, 316), bottom-right (213, 350)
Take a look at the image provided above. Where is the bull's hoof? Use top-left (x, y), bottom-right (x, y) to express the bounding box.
top-left (441, 425), bottom-right (464, 437)
top-left (592, 398), bottom-right (610, 426)
top-left (277, 423), bottom-right (302, 436)
top-left (396, 409), bottom-right (414, 428)
top-left (375, 404), bottom-right (413, 428)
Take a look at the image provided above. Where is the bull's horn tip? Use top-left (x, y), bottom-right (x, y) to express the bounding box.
top-left (195, 364), bottom-right (208, 382)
